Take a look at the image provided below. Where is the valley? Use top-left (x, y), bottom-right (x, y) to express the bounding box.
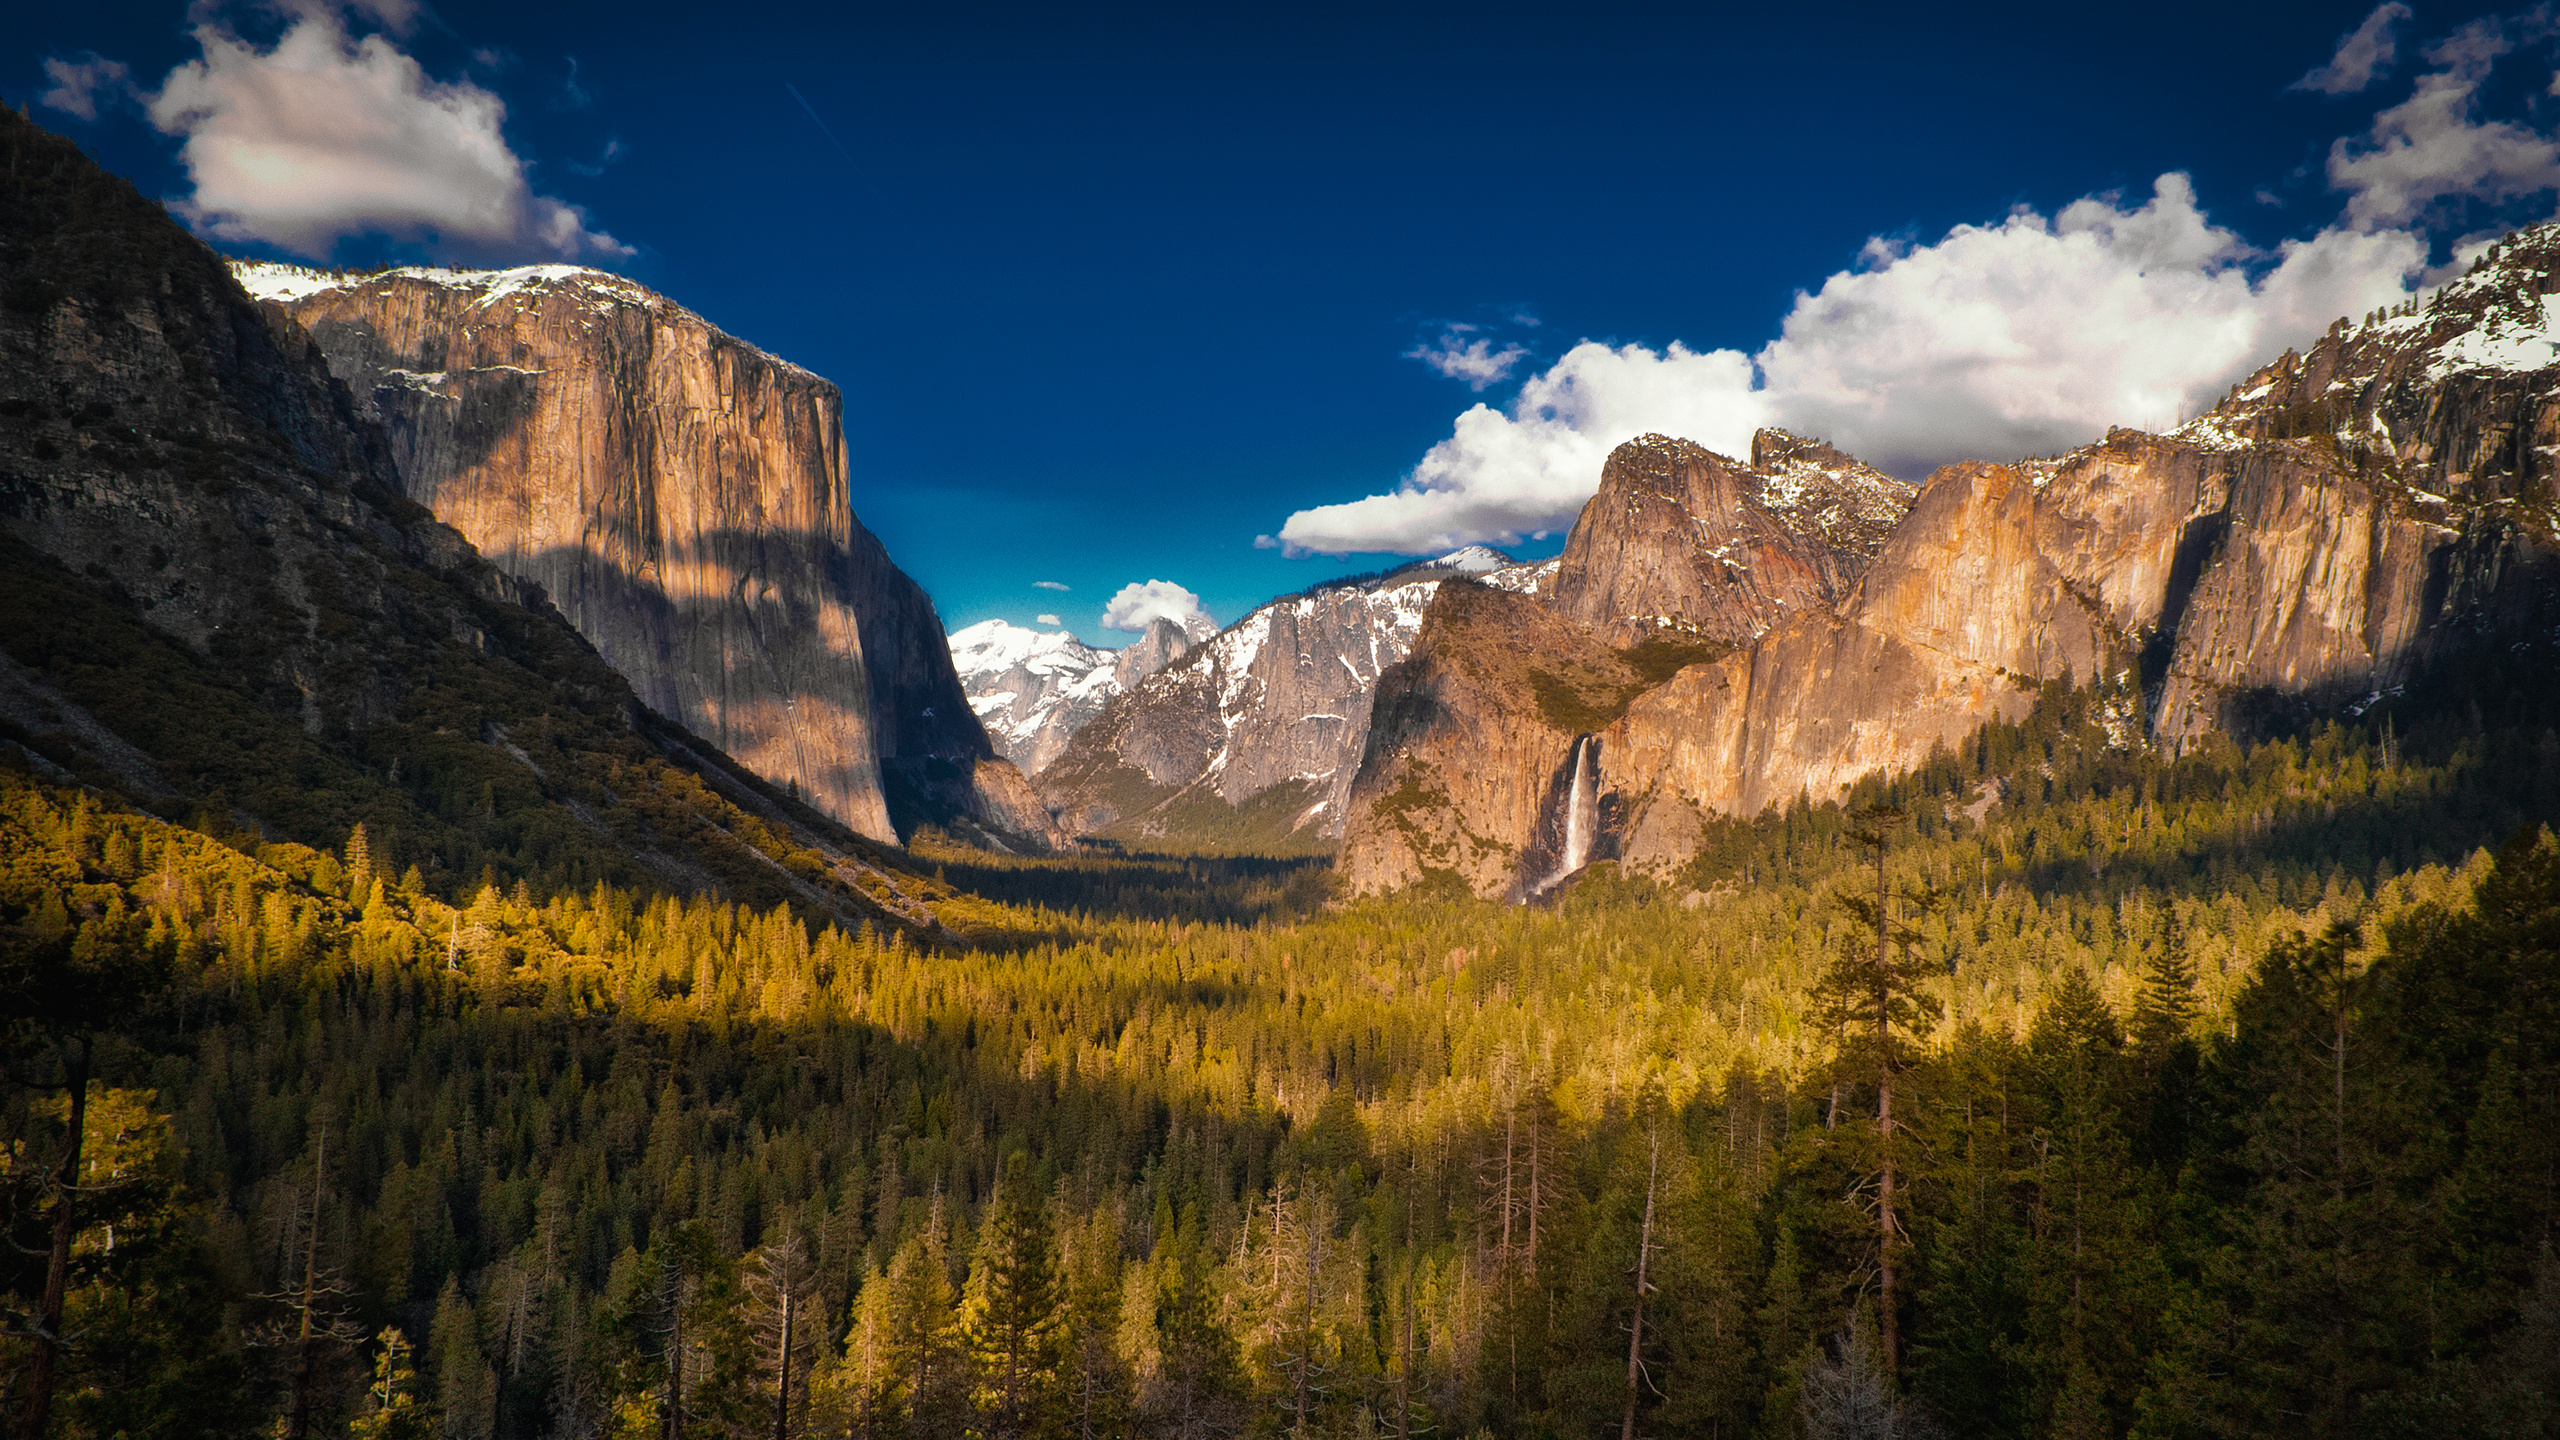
top-left (6, 85), bottom-right (2560, 1440)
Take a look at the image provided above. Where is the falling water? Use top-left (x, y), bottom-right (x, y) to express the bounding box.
top-left (1532, 734), bottom-right (1600, 896)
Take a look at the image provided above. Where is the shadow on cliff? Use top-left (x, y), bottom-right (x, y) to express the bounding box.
top-left (2001, 630), bottom-right (2560, 907)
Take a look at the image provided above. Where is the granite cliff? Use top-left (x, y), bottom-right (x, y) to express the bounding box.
top-left (1341, 239), bottom-right (2560, 897)
top-left (1544, 430), bottom-right (1911, 645)
top-left (233, 261), bottom-right (1059, 850)
top-left (0, 107), bottom-right (955, 929)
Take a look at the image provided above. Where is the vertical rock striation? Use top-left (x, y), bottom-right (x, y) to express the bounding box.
top-left (1341, 234), bottom-right (2560, 897)
top-left (237, 262), bottom-right (1059, 848)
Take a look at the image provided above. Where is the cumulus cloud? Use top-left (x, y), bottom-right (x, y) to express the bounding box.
top-left (1101, 580), bottom-right (1215, 638)
top-left (39, 55), bottom-right (134, 121)
top-left (1032, 579), bottom-right (1070, 592)
top-left (1274, 175), bottom-right (2423, 554)
top-left (1759, 175), bottom-right (2421, 475)
top-left (143, 12), bottom-right (630, 261)
top-left (2293, 2), bottom-right (2411, 95)
top-left (1407, 324), bottom-right (1529, 390)
top-left (1037, 613), bottom-right (1063, 626)
top-left (2328, 18), bottom-right (2560, 230)
top-left (1274, 340), bottom-right (1766, 555)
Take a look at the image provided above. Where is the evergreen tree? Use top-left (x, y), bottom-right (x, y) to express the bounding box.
top-left (350, 1329), bottom-right (434, 1440)
top-left (883, 1194), bottom-right (969, 1437)
top-left (964, 1155), bottom-right (1064, 1440)
top-left (1816, 806), bottom-right (1944, 1374)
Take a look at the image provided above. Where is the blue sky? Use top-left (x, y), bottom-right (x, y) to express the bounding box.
top-left (9, 1), bottom-right (2553, 642)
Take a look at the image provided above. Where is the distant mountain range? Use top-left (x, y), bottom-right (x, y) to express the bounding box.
top-left (1016, 545), bottom-right (1546, 851)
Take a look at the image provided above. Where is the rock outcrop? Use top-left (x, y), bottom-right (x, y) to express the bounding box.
top-left (1543, 430), bottom-right (1914, 645)
top-left (1112, 616), bottom-right (1198, 690)
top-left (235, 261), bottom-right (1059, 849)
top-left (0, 107), bottom-right (952, 929)
top-left (1038, 551), bottom-right (1541, 847)
top-left (1340, 237), bottom-right (2560, 897)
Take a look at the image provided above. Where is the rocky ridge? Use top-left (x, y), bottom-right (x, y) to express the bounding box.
top-left (1340, 240), bottom-right (2560, 898)
top-left (232, 260), bottom-right (1060, 851)
top-left (0, 107), bottom-right (955, 929)
top-left (949, 618), bottom-right (1199, 774)
top-left (1037, 549), bottom-right (1538, 847)
top-left (1543, 430), bottom-right (1913, 646)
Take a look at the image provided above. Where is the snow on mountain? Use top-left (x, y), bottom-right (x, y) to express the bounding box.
top-left (948, 620), bottom-right (1127, 775)
top-left (1038, 553), bottom-right (1519, 843)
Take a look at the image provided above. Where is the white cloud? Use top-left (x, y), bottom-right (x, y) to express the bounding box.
top-left (1101, 580), bottom-right (1215, 638)
top-left (143, 12), bottom-right (630, 261)
top-left (2328, 18), bottom-right (2560, 230)
top-left (1032, 579), bottom-right (1070, 592)
top-left (1274, 340), bottom-right (1768, 555)
top-left (2294, 2), bottom-right (2412, 95)
top-left (39, 55), bottom-right (134, 121)
top-left (1275, 175), bottom-right (2424, 555)
top-left (1758, 175), bottom-right (2421, 475)
top-left (1037, 613), bottom-right (1063, 626)
top-left (1407, 325), bottom-right (1528, 390)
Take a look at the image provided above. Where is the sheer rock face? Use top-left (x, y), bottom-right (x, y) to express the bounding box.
top-left (1341, 235), bottom-right (2560, 895)
top-left (1341, 581), bottom-right (1639, 898)
top-left (1112, 617), bottom-right (1196, 691)
top-left (238, 262), bottom-right (1059, 848)
top-left (1544, 431), bottom-right (1915, 646)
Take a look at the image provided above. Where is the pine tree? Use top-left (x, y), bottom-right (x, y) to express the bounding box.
top-left (1816, 806), bottom-right (1944, 1374)
top-left (964, 1155), bottom-right (1064, 1440)
top-left (884, 1193), bottom-right (969, 1437)
top-left (350, 1329), bottom-right (434, 1440)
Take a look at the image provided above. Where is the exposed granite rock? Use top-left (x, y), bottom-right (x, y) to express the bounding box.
top-left (1113, 616), bottom-right (1196, 690)
top-left (236, 260), bottom-right (1060, 849)
top-left (0, 107), bottom-right (954, 929)
top-left (1543, 431), bottom-right (1913, 646)
top-left (1038, 564), bottom-right (1492, 847)
top-left (1340, 235), bottom-right (2560, 896)
top-left (1340, 581), bottom-right (1641, 897)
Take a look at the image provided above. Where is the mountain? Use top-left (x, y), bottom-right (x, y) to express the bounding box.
top-left (1341, 238), bottom-right (2560, 898)
top-left (1035, 550), bottom-right (1544, 849)
top-left (1544, 429), bottom-right (1912, 646)
top-left (0, 106), bottom-right (960, 927)
top-left (230, 260), bottom-right (1061, 851)
top-left (952, 620), bottom-right (1133, 774)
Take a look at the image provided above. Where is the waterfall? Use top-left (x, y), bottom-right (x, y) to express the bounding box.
top-left (1531, 734), bottom-right (1600, 897)
top-left (1560, 734), bottom-right (1597, 875)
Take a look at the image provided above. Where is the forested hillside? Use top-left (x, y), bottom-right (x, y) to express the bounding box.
top-left (8, 657), bottom-right (2560, 1439)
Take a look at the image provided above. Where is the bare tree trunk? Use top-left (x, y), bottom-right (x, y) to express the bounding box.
top-left (1620, 1131), bottom-right (1660, 1440)
top-left (16, 1038), bottom-right (87, 1440)
top-left (288, 1125), bottom-right (328, 1440)
top-left (773, 1284), bottom-right (794, 1440)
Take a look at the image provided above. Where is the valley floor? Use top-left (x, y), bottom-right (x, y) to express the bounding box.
top-left (6, 674), bottom-right (2560, 1439)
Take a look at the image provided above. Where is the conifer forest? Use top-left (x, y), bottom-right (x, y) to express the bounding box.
top-left (9, 668), bottom-right (2560, 1440)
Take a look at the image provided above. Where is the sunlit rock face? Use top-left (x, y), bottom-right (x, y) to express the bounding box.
top-left (1543, 430), bottom-right (1911, 647)
top-left (1341, 234), bottom-right (2560, 897)
top-left (240, 261), bottom-right (1062, 849)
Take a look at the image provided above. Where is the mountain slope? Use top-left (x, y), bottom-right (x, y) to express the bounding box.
top-left (233, 260), bottom-right (1059, 850)
top-left (1544, 429), bottom-right (1910, 645)
top-left (0, 107), bottom-right (956, 931)
top-left (1340, 239), bottom-right (2560, 897)
top-left (1036, 551), bottom-right (1537, 848)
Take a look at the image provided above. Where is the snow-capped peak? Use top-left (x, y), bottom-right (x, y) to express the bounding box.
top-left (947, 619), bottom-right (1108, 682)
top-left (1415, 545), bottom-right (1512, 574)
